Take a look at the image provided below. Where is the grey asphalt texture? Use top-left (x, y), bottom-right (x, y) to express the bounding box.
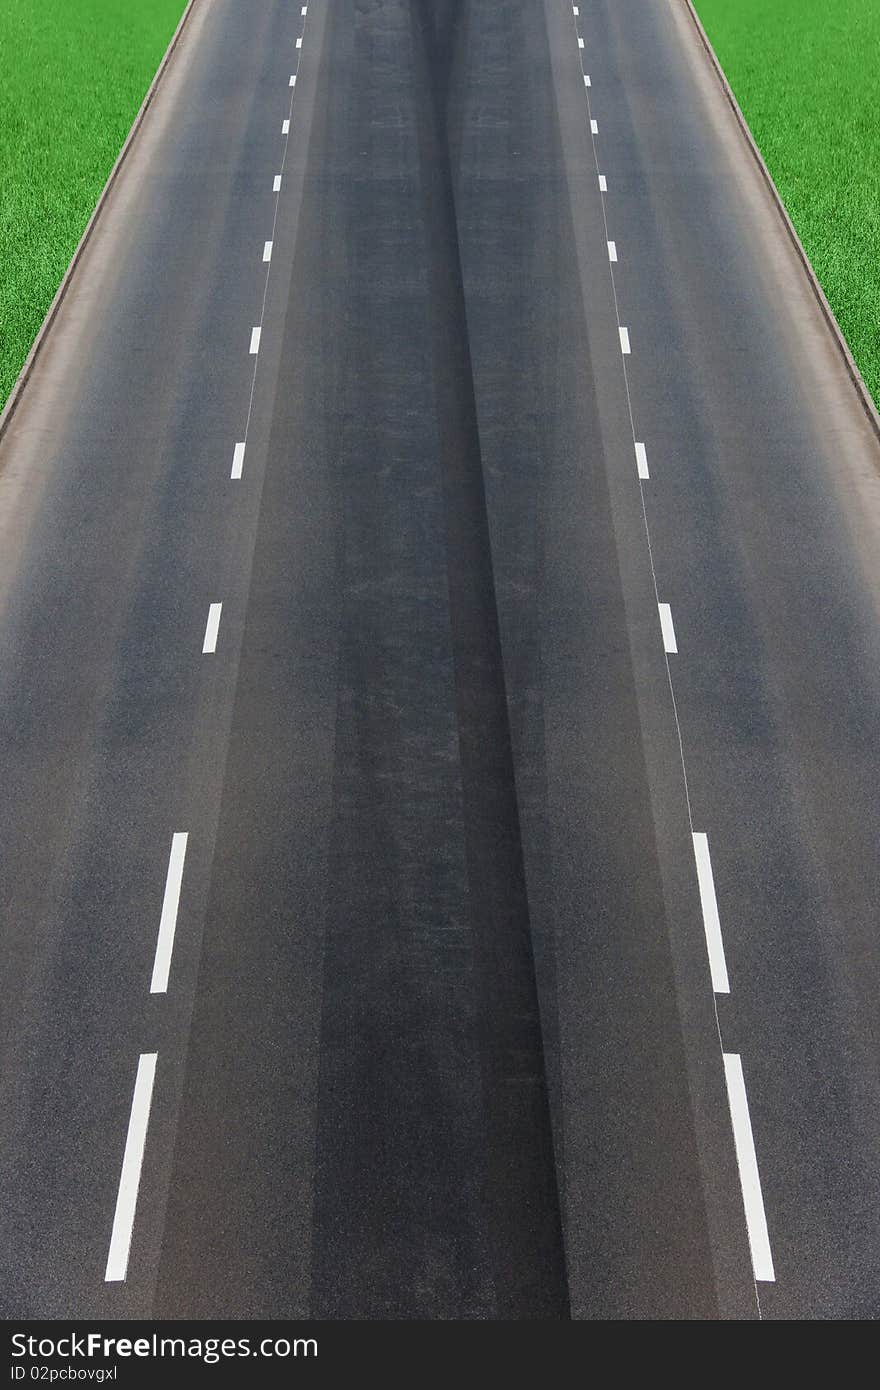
top-left (1, 0), bottom-right (880, 1320)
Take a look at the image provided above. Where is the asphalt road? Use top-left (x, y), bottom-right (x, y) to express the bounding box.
top-left (1, 0), bottom-right (880, 1320)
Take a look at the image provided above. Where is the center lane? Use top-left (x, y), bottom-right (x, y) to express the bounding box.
top-left (155, 0), bottom-right (568, 1320)
top-left (153, 0), bottom-right (736, 1318)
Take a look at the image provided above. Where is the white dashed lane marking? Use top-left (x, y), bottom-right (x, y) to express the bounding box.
top-left (202, 603), bottom-right (223, 654)
top-left (104, 1054), bottom-right (158, 1283)
top-left (658, 601), bottom-right (677, 653)
top-left (692, 833), bottom-right (731, 994)
top-left (723, 1054), bottom-right (776, 1283)
top-left (150, 833), bottom-right (188, 995)
top-left (104, 0), bottom-right (316, 1300)
top-left (567, 0), bottom-right (772, 1315)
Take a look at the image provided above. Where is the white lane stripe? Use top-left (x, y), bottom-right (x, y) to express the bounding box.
top-left (150, 833), bottom-right (188, 994)
top-left (273, 174), bottom-right (282, 192)
top-left (296, 35), bottom-right (303, 48)
top-left (634, 441), bottom-right (649, 478)
top-left (692, 833), bottom-right (731, 994)
top-left (723, 1054), bottom-right (775, 1282)
top-left (598, 173), bottom-right (607, 191)
top-left (573, 5), bottom-right (579, 13)
top-left (578, 36), bottom-right (584, 49)
top-left (231, 442), bottom-right (246, 479)
top-left (263, 240), bottom-right (273, 263)
top-left (104, 1054), bottom-right (158, 1282)
top-left (302, 5), bottom-right (308, 12)
top-left (289, 74), bottom-right (297, 87)
top-left (249, 326), bottom-right (261, 355)
top-left (590, 118), bottom-right (598, 134)
top-left (619, 325), bottom-right (631, 354)
top-left (281, 118), bottom-right (290, 135)
top-left (608, 240), bottom-right (618, 262)
top-left (202, 602), bottom-right (223, 654)
top-left (658, 601), bottom-right (677, 653)
top-left (584, 74), bottom-right (591, 87)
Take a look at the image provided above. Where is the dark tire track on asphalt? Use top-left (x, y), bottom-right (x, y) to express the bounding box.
top-left (406, 0), bottom-right (569, 1319)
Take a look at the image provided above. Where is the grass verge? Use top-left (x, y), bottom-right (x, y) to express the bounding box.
top-left (0, 0), bottom-right (187, 409)
top-left (694, 0), bottom-right (880, 412)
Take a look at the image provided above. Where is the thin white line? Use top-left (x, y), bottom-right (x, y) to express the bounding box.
top-left (590, 118), bottom-right (599, 134)
top-left (104, 1054), bottom-right (158, 1282)
top-left (249, 326), bottom-right (261, 355)
top-left (692, 833), bottom-right (731, 994)
top-left (658, 601), bottom-right (677, 653)
top-left (231, 441), bottom-right (246, 480)
top-left (608, 240), bottom-right (618, 262)
top-left (273, 174), bottom-right (282, 192)
top-left (578, 36), bottom-right (585, 49)
top-left (263, 241), bottom-right (273, 263)
top-left (570, 0), bottom-right (763, 1315)
top-left (723, 1054), bottom-right (775, 1282)
top-left (572, 2), bottom-right (703, 869)
top-left (234, 6), bottom-right (305, 483)
top-left (281, 118), bottom-right (290, 135)
top-left (598, 173), bottom-right (607, 191)
top-left (150, 833), bottom-right (188, 994)
top-left (634, 441), bottom-right (649, 478)
top-left (202, 602), bottom-right (223, 654)
top-left (584, 74), bottom-right (591, 87)
top-left (619, 325), bottom-right (631, 354)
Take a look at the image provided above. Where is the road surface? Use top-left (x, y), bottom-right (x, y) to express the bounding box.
top-left (1, 0), bottom-right (880, 1320)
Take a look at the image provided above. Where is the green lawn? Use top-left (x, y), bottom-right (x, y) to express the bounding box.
top-left (695, 0), bottom-right (880, 411)
top-left (0, 0), bottom-right (186, 409)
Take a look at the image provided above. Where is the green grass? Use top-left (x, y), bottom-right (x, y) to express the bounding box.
top-left (0, 0), bottom-right (186, 409)
top-left (694, 0), bottom-right (880, 411)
